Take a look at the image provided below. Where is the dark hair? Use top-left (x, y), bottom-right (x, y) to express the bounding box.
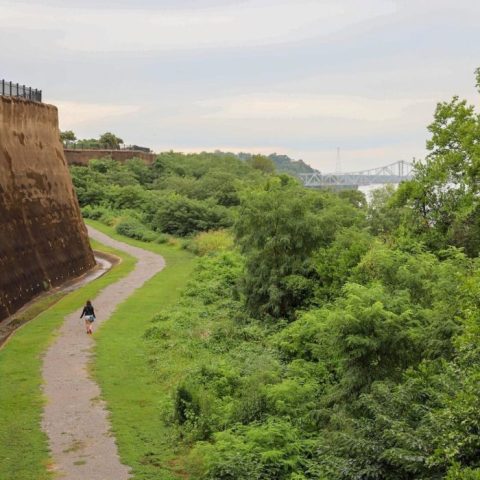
top-left (86, 300), bottom-right (92, 307)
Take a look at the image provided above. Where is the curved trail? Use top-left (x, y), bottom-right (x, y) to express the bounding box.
top-left (41, 226), bottom-right (165, 480)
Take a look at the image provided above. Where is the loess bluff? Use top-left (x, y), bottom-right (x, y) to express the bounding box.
top-left (0, 96), bottom-right (95, 320)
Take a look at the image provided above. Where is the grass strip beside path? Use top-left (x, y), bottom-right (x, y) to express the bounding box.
top-left (0, 239), bottom-right (135, 480)
top-left (87, 220), bottom-right (196, 479)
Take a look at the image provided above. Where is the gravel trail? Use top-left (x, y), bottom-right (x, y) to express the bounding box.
top-left (41, 226), bottom-right (165, 480)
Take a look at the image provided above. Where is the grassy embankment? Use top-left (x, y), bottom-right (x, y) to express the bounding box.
top-left (86, 219), bottom-right (197, 480)
top-left (0, 239), bottom-right (136, 480)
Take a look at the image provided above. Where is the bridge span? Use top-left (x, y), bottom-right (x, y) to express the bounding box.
top-left (299, 160), bottom-right (414, 188)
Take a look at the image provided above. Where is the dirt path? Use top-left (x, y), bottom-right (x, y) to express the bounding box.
top-left (41, 226), bottom-right (165, 480)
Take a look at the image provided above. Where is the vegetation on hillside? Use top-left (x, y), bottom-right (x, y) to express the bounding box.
top-left (75, 70), bottom-right (480, 479)
top-left (71, 151), bottom-right (275, 240)
top-left (234, 152), bottom-right (317, 174)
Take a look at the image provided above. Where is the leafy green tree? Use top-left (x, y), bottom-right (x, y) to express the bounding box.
top-left (191, 419), bottom-right (312, 480)
top-left (125, 158), bottom-right (156, 186)
top-left (75, 138), bottom-right (101, 149)
top-left (89, 158), bottom-right (138, 186)
top-left (315, 192), bottom-right (367, 246)
top-left (267, 152), bottom-right (316, 175)
top-left (60, 130), bottom-right (76, 144)
top-left (247, 154), bottom-right (276, 174)
top-left (338, 189), bottom-right (367, 209)
top-left (331, 283), bottom-right (420, 397)
top-left (314, 227), bottom-right (373, 301)
top-left (367, 185), bottom-right (402, 236)
top-left (152, 194), bottom-right (231, 236)
top-left (69, 164), bottom-right (108, 206)
top-left (235, 180), bottom-right (320, 319)
top-left (105, 185), bottom-right (148, 210)
top-left (391, 70), bottom-right (480, 255)
top-left (99, 131), bottom-right (124, 149)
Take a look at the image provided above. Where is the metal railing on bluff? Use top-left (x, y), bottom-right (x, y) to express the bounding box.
top-left (1, 79), bottom-right (42, 102)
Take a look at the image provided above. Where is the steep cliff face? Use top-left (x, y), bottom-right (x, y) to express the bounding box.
top-left (0, 96), bottom-right (95, 320)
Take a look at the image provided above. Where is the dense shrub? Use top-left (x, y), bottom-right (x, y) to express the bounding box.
top-left (81, 204), bottom-right (110, 221)
top-left (235, 180), bottom-right (325, 319)
top-left (115, 217), bottom-right (157, 242)
top-left (104, 184), bottom-right (149, 210)
top-left (189, 420), bottom-right (312, 480)
top-left (152, 194), bottom-right (232, 236)
top-left (81, 205), bottom-right (119, 226)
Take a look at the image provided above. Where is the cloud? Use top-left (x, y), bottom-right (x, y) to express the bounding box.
top-left (53, 100), bottom-right (140, 130)
top-left (197, 93), bottom-right (435, 121)
top-left (0, 0), bottom-right (396, 52)
top-left (2, 0), bottom-right (478, 170)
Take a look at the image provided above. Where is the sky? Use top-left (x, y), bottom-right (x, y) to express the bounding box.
top-left (1, 0), bottom-right (479, 172)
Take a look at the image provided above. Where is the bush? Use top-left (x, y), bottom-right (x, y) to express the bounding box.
top-left (81, 205), bottom-right (119, 226)
top-left (189, 419), bottom-right (311, 480)
top-left (81, 205), bottom-right (108, 220)
top-left (104, 184), bottom-right (148, 210)
top-left (115, 217), bottom-right (157, 242)
top-left (98, 210), bottom-right (118, 227)
top-left (152, 194), bottom-right (232, 236)
top-left (154, 233), bottom-right (169, 244)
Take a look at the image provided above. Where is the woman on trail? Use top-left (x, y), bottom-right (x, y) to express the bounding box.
top-left (80, 300), bottom-right (96, 334)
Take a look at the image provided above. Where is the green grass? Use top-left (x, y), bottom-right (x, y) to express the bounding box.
top-left (1, 292), bottom-right (65, 346)
top-left (87, 220), bottom-right (197, 479)
top-left (0, 239), bottom-right (136, 480)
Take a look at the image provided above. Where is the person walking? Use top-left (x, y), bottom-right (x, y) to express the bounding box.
top-left (80, 300), bottom-right (96, 334)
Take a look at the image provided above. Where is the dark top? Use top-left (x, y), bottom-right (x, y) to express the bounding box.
top-left (80, 305), bottom-right (95, 318)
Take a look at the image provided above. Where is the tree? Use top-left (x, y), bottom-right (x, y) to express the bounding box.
top-left (235, 180), bottom-right (320, 319)
top-left (75, 138), bottom-right (101, 149)
top-left (314, 227), bottom-right (373, 301)
top-left (330, 283), bottom-right (419, 398)
top-left (99, 132), bottom-right (124, 149)
top-left (152, 194), bottom-right (232, 236)
top-left (391, 69), bottom-right (480, 256)
top-left (60, 130), bottom-right (76, 144)
top-left (246, 155), bottom-right (275, 174)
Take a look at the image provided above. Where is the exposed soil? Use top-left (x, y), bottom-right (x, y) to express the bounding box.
top-left (41, 226), bottom-right (165, 479)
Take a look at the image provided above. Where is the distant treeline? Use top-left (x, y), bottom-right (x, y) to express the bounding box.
top-left (212, 150), bottom-right (317, 175)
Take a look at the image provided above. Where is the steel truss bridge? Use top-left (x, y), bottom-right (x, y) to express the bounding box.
top-left (299, 160), bottom-right (413, 188)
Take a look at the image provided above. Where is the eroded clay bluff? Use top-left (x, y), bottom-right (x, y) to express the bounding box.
top-left (0, 96), bottom-right (95, 320)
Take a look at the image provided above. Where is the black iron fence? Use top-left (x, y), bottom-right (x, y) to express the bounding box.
top-left (1, 79), bottom-right (42, 102)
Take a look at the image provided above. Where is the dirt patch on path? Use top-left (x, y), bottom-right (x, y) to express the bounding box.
top-left (41, 226), bottom-right (165, 480)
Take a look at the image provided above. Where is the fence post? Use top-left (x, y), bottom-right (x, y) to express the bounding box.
top-left (1, 80), bottom-right (42, 102)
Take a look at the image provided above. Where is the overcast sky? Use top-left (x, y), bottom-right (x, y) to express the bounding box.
top-left (2, 0), bottom-right (479, 171)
